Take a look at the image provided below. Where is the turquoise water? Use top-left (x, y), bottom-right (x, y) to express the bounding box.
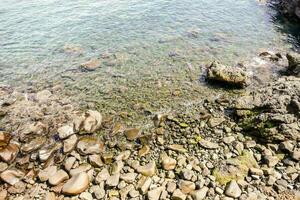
top-left (0, 0), bottom-right (294, 84)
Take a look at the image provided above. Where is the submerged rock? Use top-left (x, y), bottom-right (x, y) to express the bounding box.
top-left (80, 58), bottom-right (101, 71)
top-left (206, 61), bottom-right (248, 88)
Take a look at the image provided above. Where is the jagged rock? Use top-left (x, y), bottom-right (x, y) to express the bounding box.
top-left (0, 143), bottom-right (19, 163)
top-left (120, 173), bottom-right (137, 183)
top-left (179, 180), bottom-right (196, 194)
top-left (106, 173), bottom-right (120, 187)
top-left (76, 137), bottom-right (105, 155)
top-left (0, 169), bottom-right (24, 185)
top-left (225, 180), bottom-right (241, 198)
top-left (286, 53), bottom-right (300, 76)
top-left (38, 166), bottom-right (57, 182)
top-left (138, 145), bottom-right (150, 157)
top-left (48, 170), bottom-right (69, 186)
top-left (58, 125), bottom-right (74, 139)
top-left (64, 157), bottom-right (76, 172)
top-left (147, 187), bottom-right (163, 200)
top-left (21, 136), bottom-right (46, 153)
top-left (160, 153), bottom-right (177, 170)
top-left (124, 128), bottom-right (141, 140)
top-left (81, 110), bottom-right (102, 133)
top-left (137, 176), bottom-right (152, 194)
top-left (191, 187), bottom-right (209, 200)
top-left (69, 164), bottom-right (91, 176)
top-left (137, 161), bottom-right (156, 176)
top-left (88, 154), bottom-right (103, 168)
top-left (63, 134), bottom-right (78, 153)
top-left (172, 189), bottom-right (186, 200)
top-left (206, 61), bottom-right (248, 88)
top-left (39, 143), bottom-right (62, 162)
top-left (198, 139), bottom-right (219, 149)
top-left (0, 131), bottom-right (11, 148)
top-left (80, 58), bottom-right (101, 71)
top-left (95, 168), bottom-right (110, 183)
top-left (62, 172), bottom-right (89, 195)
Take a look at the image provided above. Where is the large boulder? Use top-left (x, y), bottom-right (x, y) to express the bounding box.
top-left (286, 53), bottom-right (300, 77)
top-left (234, 76), bottom-right (300, 142)
top-left (206, 61), bottom-right (248, 88)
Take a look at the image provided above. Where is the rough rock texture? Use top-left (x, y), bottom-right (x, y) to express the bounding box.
top-left (206, 61), bottom-right (248, 88)
top-left (287, 52), bottom-right (300, 76)
top-left (234, 76), bottom-right (300, 142)
top-left (274, 0), bottom-right (300, 20)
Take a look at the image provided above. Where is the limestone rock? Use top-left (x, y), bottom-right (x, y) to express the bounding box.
top-left (48, 170), bottom-right (69, 186)
top-left (80, 58), bottom-right (101, 71)
top-left (124, 128), bottom-right (141, 140)
top-left (81, 110), bottom-right (102, 133)
top-left (225, 180), bottom-right (241, 198)
top-left (38, 166), bottom-right (57, 182)
top-left (160, 153), bottom-right (177, 170)
top-left (0, 169), bottom-right (24, 185)
top-left (198, 139), bottom-right (219, 149)
top-left (63, 134), bottom-right (78, 153)
top-left (172, 189), bottom-right (186, 200)
top-left (58, 125), bottom-right (74, 139)
top-left (191, 186), bottom-right (209, 200)
top-left (0, 143), bottom-right (19, 163)
top-left (147, 187), bottom-right (163, 200)
top-left (62, 172), bottom-right (89, 195)
top-left (137, 161), bottom-right (156, 176)
top-left (76, 137), bottom-right (105, 155)
top-left (207, 61), bottom-right (248, 88)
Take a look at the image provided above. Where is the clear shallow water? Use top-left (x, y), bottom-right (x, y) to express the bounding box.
top-left (0, 0), bottom-right (295, 83)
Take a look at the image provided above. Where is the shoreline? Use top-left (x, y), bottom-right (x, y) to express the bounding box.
top-left (0, 51), bottom-right (299, 199)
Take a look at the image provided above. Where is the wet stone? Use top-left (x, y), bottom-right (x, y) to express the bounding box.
top-left (0, 143), bottom-right (19, 163)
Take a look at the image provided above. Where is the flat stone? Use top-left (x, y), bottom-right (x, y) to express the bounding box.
top-left (95, 168), bottom-right (110, 183)
top-left (0, 143), bottom-right (19, 163)
top-left (7, 181), bottom-right (25, 194)
top-left (45, 192), bottom-right (56, 200)
top-left (76, 137), bottom-right (105, 155)
top-left (39, 143), bottom-right (61, 162)
top-left (69, 164), bottom-right (91, 176)
top-left (137, 176), bottom-right (152, 194)
top-left (102, 152), bottom-right (114, 164)
top-left (249, 168), bottom-right (263, 176)
top-left (208, 117), bottom-right (225, 128)
top-left (179, 180), bottom-right (196, 194)
top-left (222, 136), bottom-right (235, 144)
top-left (0, 132), bottom-right (11, 147)
top-left (172, 189), bottom-right (186, 200)
top-left (138, 145), bottom-right (150, 157)
top-left (225, 180), bottom-right (241, 198)
top-left (292, 149), bottom-right (300, 161)
top-left (199, 140), bottom-right (219, 149)
top-left (160, 153), bottom-right (176, 170)
top-left (90, 184), bottom-right (105, 199)
top-left (81, 110), bottom-right (102, 133)
top-left (63, 134), bottom-right (78, 153)
top-left (79, 191), bottom-right (93, 200)
top-left (58, 125), bottom-right (74, 139)
top-left (137, 161), bottom-right (156, 176)
top-left (120, 173), bottom-right (137, 183)
top-left (167, 181), bottom-right (177, 193)
top-left (49, 170), bottom-right (69, 186)
top-left (191, 186), bottom-right (209, 200)
top-left (147, 187), bottom-right (163, 200)
top-left (167, 144), bottom-right (187, 153)
top-left (80, 58), bottom-right (101, 71)
top-left (124, 128), bottom-right (141, 140)
top-left (264, 155), bottom-right (279, 167)
top-left (38, 166), bottom-right (57, 182)
top-left (21, 136), bottom-right (46, 153)
top-left (88, 154), bottom-right (103, 168)
top-left (62, 172), bottom-right (89, 195)
top-left (0, 169), bottom-right (24, 185)
top-left (64, 157), bottom-right (76, 172)
top-left (106, 173), bottom-right (120, 187)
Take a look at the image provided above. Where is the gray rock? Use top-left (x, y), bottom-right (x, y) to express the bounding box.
top-left (224, 180), bottom-right (241, 198)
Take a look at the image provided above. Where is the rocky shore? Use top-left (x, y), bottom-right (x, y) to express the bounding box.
top-left (0, 52), bottom-right (300, 200)
top-left (270, 0), bottom-right (300, 21)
